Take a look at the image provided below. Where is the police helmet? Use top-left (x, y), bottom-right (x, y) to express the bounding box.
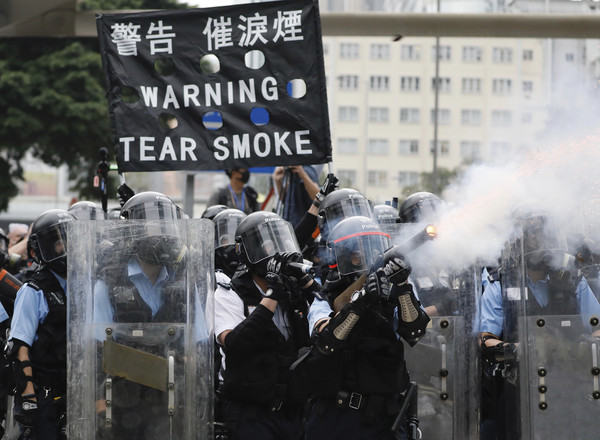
top-left (68, 201), bottom-right (106, 220)
top-left (120, 191), bottom-right (185, 220)
top-left (121, 192), bottom-right (186, 266)
top-left (327, 216), bottom-right (392, 276)
top-left (317, 188), bottom-right (375, 242)
top-left (201, 204), bottom-right (228, 221)
top-left (374, 204), bottom-right (400, 235)
top-left (398, 192), bottom-right (444, 224)
top-left (235, 211), bottom-right (300, 275)
top-left (107, 207), bottom-right (122, 220)
top-left (213, 209), bottom-right (247, 277)
top-left (28, 209), bottom-right (75, 276)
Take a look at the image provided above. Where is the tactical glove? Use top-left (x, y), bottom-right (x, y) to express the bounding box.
top-left (313, 173), bottom-right (339, 208)
top-left (382, 246), bottom-right (412, 286)
top-left (14, 394), bottom-right (37, 436)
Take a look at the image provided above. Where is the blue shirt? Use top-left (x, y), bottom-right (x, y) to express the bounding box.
top-left (480, 276), bottom-right (600, 337)
top-left (94, 258), bottom-right (208, 341)
top-left (10, 270), bottom-right (66, 347)
top-left (282, 165), bottom-right (319, 228)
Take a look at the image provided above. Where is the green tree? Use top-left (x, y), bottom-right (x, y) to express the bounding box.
top-left (0, 0), bottom-right (187, 212)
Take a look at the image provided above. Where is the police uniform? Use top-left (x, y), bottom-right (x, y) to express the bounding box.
top-left (9, 268), bottom-right (67, 440)
top-left (214, 267), bottom-right (314, 440)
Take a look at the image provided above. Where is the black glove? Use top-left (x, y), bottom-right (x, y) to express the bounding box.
top-left (382, 246), bottom-right (412, 285)
top-left (264, 253), bottom-right (290, 302)
top-left (365, 267), bottom-right (392, 299)
top-left (482, 341), bottom-right (519, 365)
top-left (277, 251), bottom-right (314, 290)
top-left (313, 173), bottom-right (339, 207)
top-left (117, 183), bottom-right (135, 207)
top-left (14, 394), bottom-right (37, 435)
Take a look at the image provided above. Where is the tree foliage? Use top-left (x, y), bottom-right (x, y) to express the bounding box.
top-left (0, 0), bottom-right (188, 212)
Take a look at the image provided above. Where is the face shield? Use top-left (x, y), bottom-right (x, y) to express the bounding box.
top-left (133, 221), bottom-right (187, 267)
top-left (239, 219), bottom-right (300, 264)
top-left (322, 198), bottom-right (374, 236)
top-left (35, 222), bottom-right (70, 263)
top-left (521, 215), bottom-right (569, 271)
top-left (124, 200), bottom-right (185, 220)
top-left (215, 214), bottom-right (246, 249)
top-left (333, 231), bottom-right (391, 276)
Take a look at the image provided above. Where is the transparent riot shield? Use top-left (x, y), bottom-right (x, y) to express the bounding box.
top-left (67, 219), bottom-right (214, 440)
top-left (403, 267), bottom-right (481, 440)
top-left (500, 215), bottom-right (600, 439)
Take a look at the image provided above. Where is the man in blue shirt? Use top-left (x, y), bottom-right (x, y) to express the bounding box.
top-left (7, 209), bottom-right (75, 440)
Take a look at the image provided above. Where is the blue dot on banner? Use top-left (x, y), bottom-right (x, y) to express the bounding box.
top-left (250, 108), bottom-right (270, 126)
top-left (203, 111), bottom-right (223, 130)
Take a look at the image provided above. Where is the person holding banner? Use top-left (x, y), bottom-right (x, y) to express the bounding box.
top-left (272, 165), bottom-right (320, 228)
top-left (207, 169), bottom-right (260, 215)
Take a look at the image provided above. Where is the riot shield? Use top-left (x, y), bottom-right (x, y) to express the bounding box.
top-left (67, 219), bottom-right (214, 440)
top-left (499, 215), bottom-right (600, 439)
top-left (403, 267), bottom-right (481, 440)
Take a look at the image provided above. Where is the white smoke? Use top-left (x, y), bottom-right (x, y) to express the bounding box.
top-left (401, 131), bottom-right (600, 274)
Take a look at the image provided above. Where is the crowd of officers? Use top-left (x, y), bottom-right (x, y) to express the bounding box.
top-left (0, 169), bottom-right (599, 440)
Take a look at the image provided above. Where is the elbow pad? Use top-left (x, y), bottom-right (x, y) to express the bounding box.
top-left (316, 290), bottom-right (368, 355)
top-left (392, 284), bottom-right (430, 346)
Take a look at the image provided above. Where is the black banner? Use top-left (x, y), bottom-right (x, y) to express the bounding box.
top-left (96, 0), bottom-right (332, 173)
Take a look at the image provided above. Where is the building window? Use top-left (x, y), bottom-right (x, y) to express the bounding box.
top-left (460, 141), bottom-right (481, 159)
top-left (339, 75), bottom-right (359, 90)
top-left (400, 76), bottom-right (420, 92)
top-left (368, 170), bottom-right (388, 187)
top-left (493, 47), bottom-right (513, 63)
top-left (338, 169), bottom-right (357, 186)
top-left (370, 43), bottom-right (390, 60)
top-left (431, 77), bottom-right (451, 93)
top-left (523, 49), bottom-right (533, 61)
top-left (430, 109), bottom-right (451, 125)
top-left (370, 75), bottom-right (389, 91)
top-left (461, 109), bottom-right (482, 126)
top-left (521, 112), bottom-right (532, 124)
top-left (398, 171), bottom-right (420, 186)
top-left (462, 46), bottom-right (482, 62)
top-left (400, 44), bottom-right (421, 61)
top-left (566, 53), bottom-right (575, 62)
top-left (399, 107), bottom-right (420, 124)
top-left (338, 106), bottom-right (358, 122)
top-left (491, 110), bottom-right (512, 126)
top-left (368, 138), bottom-right (389, 155)
top-left (340, 43), bottom-right (359, 59)
top-left (369, 107), bottom-right (389, 123)
top-left (430, 140), bottom-right (450, 156)
top-left (337, 138), bottom-right (358, 154)
top-left (522, 81), bottom-right (533, 93)
top-left (431, 45), bottom-right (451, 61)
top-left (429, 139), bottom-right (450, 156)
top-left (399, 139), bottom-right (419, 155)
top-left (492, 79), bottom-right (512, 95)
top-left (462, 78), bottom-right (482, 94)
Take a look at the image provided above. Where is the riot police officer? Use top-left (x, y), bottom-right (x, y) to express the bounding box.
top-left (214, 211), bottom-right (318, 440)
top-left (93, 191), bottom-right (192, 439)
top-left (300, 216), bottom-right (430, 440)
top-left (479, 207), bottom-right (600, 439)
top-left (6, 209), bottom-right (75, 440)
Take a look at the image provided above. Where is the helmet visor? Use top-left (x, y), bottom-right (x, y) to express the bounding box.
top-left (334, 231), bottom-right (391, 276)
top-left (241, 220), bottom-right (300, 264)
top-left (215, 215), bottom-right (245, 249)
top-left (323, 198), bottom-right (374, 233)
top-left (521, 215), bottom-right (568, 270)
top-left (36, 222), bottom-right (69, 263)
top-left (125, 201), bottom-right (184, 220)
